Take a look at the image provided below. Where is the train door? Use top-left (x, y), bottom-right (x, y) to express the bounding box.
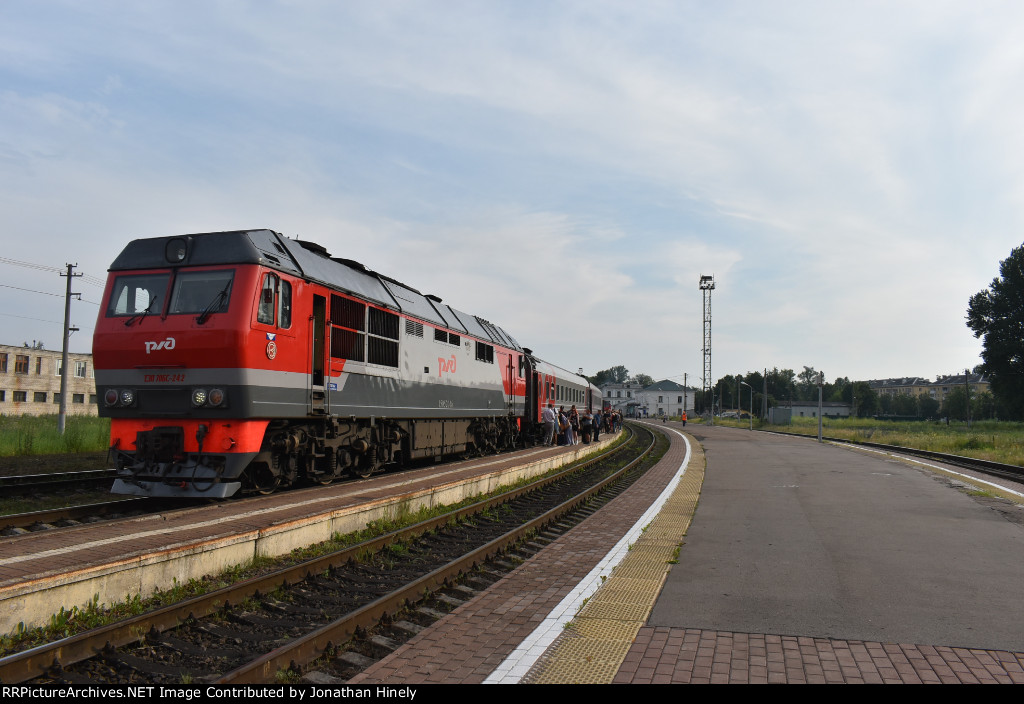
top-left (527, 369), bottom-right (539, 424)
top-left (310, 294), bottom-right (327, 414)
top-left (506, 354), bottom-right (516, 415)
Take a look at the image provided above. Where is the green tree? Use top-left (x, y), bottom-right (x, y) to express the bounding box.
top-left (631, 373), bottom-right (654, 388)
top-left (942, 387), bottom-right (970, 421)
top-left (967, 243), bottom-right (1024, 420)
top-left (742, 370), bottom-right (766, 418)
top-left (766, 368), bottom-right (797, 405)
top-left (851, 381), bottom-right (877, 417)
top-left (892, 393), bottom-right (918, 416)
top-left (588, 365), bottom-right (630, 386)
top-left (828, 377), bottom-right (851, 403)
top-left (796, 366), bottom-right (824, 401)
top-left (917, 395), bottom-right (940, 420)
top-left (972, 391), bottom-right (996, 420)
top-left (878, 393), bottom-right (893, 415)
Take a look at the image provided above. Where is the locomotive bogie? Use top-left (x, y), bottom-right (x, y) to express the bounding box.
top-left (108, 418), bottom-right (269, 498)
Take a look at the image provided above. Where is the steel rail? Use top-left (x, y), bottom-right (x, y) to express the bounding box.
top-left (757, 428), bottom-right (1024, 482)
top-left (0, 469), bottom-right (118, 497)
top-left (0, 498), bottom-right (152, 533)
top-left (217, 423), bottom-right (656, 683)
top-left (0, 427), bottom-right (641, 684)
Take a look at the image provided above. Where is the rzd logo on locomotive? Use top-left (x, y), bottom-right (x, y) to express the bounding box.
top-left (438, 355), bottom-right (456, 376)
top-left (144, 337), bottom-right (176, 354)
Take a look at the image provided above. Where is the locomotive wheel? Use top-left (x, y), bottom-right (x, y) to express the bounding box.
top-left (350, 455), bottom-right (375, 479)
top-left (246, 462), bottom-right (281, 495)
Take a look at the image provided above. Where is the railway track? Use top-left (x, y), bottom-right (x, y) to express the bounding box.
top-left (0, 498), bottom-right (168, 535)
top-left (1, 423), bottom-right (663, 684)
top-left (759, 428), bottom-right (1024, 484)
top-left (0, 469), bottom-right (119, 497)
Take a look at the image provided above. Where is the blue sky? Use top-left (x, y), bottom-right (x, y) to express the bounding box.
top-left (2, 1), bottom-right (1023, 386)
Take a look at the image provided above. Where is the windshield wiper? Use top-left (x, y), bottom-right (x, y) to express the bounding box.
top-left (124, 295), bottom-right (158, 327)
top-left (196, 286), bottom-right (230, 325)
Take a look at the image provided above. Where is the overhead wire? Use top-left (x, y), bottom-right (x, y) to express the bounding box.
top-left (0, 256), bottom-right (106, 288)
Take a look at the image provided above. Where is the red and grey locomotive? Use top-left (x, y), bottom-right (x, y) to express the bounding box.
top-left (93, 229), bottom-right (602, 498)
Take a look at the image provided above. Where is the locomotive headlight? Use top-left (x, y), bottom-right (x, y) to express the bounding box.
top-left (192, 389), bottom-right (208, 407)
top-left (208, 388), bottom-right (225, 407)
top-left (119, 389), bottom-right (135, 407)
top-left (165, 237), bottom-right (189, 263)
top-left (104, 389), bottom-right (119, 407)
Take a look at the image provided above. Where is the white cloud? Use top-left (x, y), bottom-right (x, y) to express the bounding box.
top-left (3, 0), bottom-right (1022, 380)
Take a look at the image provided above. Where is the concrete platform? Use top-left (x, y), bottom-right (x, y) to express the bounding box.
top-left (0, 436), bottom-right (617, 634)
top-left (648, 425), bottom-right (1024, 650)
top-left (347, 422), bottom-right (1024, 684)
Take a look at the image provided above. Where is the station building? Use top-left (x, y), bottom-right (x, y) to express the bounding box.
top-left (0, 342), bottom-right (97, 416)
top-left (601, 379), bottom-right (694, 418)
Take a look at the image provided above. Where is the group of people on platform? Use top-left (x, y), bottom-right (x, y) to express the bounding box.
top-left (540, 403), bottom-right (622, 447)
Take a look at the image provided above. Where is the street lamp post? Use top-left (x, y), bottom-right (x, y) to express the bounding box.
top-left (740, 381), bottom-right (753, 431)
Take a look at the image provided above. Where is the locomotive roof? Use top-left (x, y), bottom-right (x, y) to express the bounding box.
top-left (109, 229), bottom-right (523, 351)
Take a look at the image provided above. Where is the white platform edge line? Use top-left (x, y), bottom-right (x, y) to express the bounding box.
top-left (484, 424), bottom-right (692, 684)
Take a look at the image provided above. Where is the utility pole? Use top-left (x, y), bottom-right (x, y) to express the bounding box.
top-left (762, 368), bottom-right (768, 419)
top-left (965, 368), bottom-right (972, 429)
top-left (817, 370), bottom-right (824, 443)
top-left (699, 274), bottom-right (715, 425)
top-left (58, 263), bottom-right (82, 435)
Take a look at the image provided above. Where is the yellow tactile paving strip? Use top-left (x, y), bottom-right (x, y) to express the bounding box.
top-left (525, 432), bottom-right (706, 683)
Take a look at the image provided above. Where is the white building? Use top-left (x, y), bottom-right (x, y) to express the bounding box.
top-left (601, 379), bottom-right (694, 418)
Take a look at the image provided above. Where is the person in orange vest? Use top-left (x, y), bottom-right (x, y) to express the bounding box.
top-left (682, 411), bottom-right (687, 427)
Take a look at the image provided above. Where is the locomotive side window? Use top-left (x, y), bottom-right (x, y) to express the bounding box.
top-left (433, 329), bottom-right (460, 346)
top-left (107, 273), bottom-right (170, 316)
top-left (278, 280), bottom-right (292, 328)
top-left (475, 341), bottom-right (494, 363)
top-left (255, 273), bottom-right (292, 328)
top-left (257, 275), bottom-right (276, 324)
top-left (170, 270), bottom-right (234, 315)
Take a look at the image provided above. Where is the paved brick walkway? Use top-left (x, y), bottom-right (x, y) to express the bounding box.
top-left (615, 627), bottom-right (1024, 684)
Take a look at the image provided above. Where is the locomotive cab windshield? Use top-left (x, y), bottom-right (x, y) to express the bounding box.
top-left (106, 269), bottom-right (236, 320)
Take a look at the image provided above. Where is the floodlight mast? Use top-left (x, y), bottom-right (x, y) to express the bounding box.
top-left (699, 274), bottom-right (715, 425)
